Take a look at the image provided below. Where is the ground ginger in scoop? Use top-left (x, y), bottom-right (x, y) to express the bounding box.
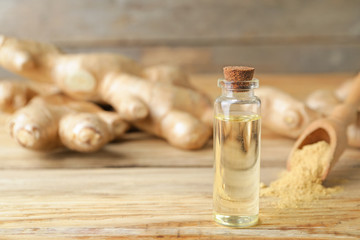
top-left (261, 141), bottom-right (341, 208)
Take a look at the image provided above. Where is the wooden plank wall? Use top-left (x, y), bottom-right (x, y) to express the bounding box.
top-left (0, 0), bottom-right (359, 76)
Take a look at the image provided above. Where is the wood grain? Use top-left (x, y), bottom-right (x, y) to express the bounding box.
top-left (1, 0), bottom-right (359, 43)
top-left (0, 168), bottom-right (359, 239)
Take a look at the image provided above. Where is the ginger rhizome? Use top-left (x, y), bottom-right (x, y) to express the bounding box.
top-left (0, 80), bottom-right (60, 113)
top-left (0, 80), bottom-right (37, 113)
top-left (9, 93), bottom-right (129, 152)
top-left (306, 75), bottom-right (360, 148)
top-left (0, 36), bottom-right (213, 150)
top-left (257, 86), bottom-right (320, 138)
top-left (256, 81), bottom-right (359, 148)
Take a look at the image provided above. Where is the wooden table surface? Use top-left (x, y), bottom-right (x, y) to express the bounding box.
top-left (0, 74), bottom-right (359, 239)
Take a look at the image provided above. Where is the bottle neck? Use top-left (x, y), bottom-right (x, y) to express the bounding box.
top-left (221, 88), bottom-right (254, 98)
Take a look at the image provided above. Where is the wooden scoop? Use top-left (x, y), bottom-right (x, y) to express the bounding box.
top-left (287, 73), bottom-right (360, 180)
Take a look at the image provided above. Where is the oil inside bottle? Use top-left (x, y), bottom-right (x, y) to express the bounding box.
top-left (213, 112), bottom-right (260, 227)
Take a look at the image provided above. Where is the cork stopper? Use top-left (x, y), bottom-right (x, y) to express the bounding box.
top-left (223, 66), bottom-right (255, 81)
top-left (219, 66), bottom-right (257, 89)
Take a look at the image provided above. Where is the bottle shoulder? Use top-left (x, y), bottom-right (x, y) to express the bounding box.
top-left (214, 95), bottom-right (261, 105)
top-left (214, 95), bottom-right (261, 115)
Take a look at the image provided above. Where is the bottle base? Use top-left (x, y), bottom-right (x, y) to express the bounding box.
top-left (214, 213), bottom-right (258, 228)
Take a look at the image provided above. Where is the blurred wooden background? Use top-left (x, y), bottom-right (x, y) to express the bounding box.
top-left (0, 0), bottom-right (359, 76)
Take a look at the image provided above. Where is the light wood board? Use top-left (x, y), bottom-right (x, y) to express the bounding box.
top-left (1, 0), bottom-right (359, 73)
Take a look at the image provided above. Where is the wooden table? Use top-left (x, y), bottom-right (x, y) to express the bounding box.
top-left (0, 74), bottom-right (359, 239)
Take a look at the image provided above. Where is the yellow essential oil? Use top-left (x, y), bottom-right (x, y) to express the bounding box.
top-left (213, 66), bottom-right (261, 227)
top-left (213, 114), bottom-right (260, 227)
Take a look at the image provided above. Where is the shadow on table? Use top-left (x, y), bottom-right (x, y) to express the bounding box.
top-left (18, 132), bottom-right (214, 169)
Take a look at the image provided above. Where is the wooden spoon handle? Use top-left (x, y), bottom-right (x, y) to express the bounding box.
top-left (345, 73), bottom-right (360, 106)
top-left (330, 74), bottom-right (360, 125)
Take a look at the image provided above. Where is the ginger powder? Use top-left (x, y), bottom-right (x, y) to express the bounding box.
top-left (261, 141), bottom-right (341, 208)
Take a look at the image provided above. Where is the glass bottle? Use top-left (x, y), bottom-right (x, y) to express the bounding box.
top-left (213, 66), bottom-right (261, 227)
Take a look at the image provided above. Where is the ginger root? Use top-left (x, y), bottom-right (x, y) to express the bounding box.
top-left (306, 89), bottom-right (340, 116)
top-left (256, 77), bottom-right (359, 148)
top-left (306, 74), bottom-right (360, 148)
top-left (144, 64), bottom-right (193, 88)
top-left (256, 86), bottom-right (320, 138)
top-left (0, 80), bottom-right (37, 113)
top-left (100, 73), bottom-right (212, 149)
top-left (0, 36), bottom-right (212, 150)
top-left (0, 80), bottom-right (59, 113)
top-left (9, 93), bottom-right (129, 152)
